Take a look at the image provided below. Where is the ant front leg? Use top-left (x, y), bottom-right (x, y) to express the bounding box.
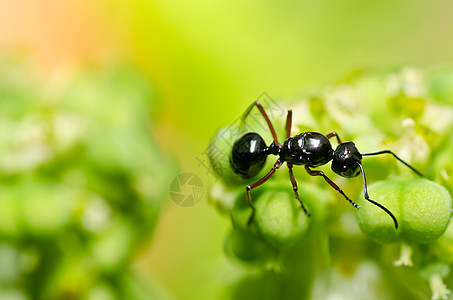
top-left (246, 159), bottom-right (283, 225)
top-left (288, 163), bottom-right (310, 217)
top-left (242, 101), bottom-right (280, 145)
top-left (304, 165), bottom-right (360, 209)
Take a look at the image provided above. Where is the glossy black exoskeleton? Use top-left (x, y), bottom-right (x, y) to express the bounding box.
top-left (230, 132), bottom-right (268, 178)
top-left (230, 101), bottom-right (424, 229)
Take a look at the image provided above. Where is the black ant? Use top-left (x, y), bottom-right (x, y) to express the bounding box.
top-left (229, 101), bottom-right (424, 229)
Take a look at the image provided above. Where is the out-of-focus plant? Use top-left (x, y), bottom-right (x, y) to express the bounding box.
top-left (209, 67), bottom-right (453, 299)
top-left (0, 55), bottom-right (174, 299)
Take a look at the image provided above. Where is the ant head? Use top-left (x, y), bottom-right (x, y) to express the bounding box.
top-left (331, 142), bottom-right (362, 178)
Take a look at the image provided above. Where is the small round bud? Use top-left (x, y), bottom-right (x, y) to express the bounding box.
top-left (254, 189), bottom-right (310, 248)
top-left (356, 178), bottom-right (452, 244)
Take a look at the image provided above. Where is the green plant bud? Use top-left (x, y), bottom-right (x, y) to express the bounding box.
top-left (254, 187), bottom-right (311, 248)
top-left (356, 179), bottom-right (452, 244)
top-left (224, 228), bottom-right (277, 265)
top-left (231, 179), bottom-right (331, 247)
top-left (356, 180), bottom-right (403, 244)
top-left (403, 179), bottom-right (452, 243)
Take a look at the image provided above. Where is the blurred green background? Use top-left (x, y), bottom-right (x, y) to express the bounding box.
top-left (1, 0), bottom-right (453, 299)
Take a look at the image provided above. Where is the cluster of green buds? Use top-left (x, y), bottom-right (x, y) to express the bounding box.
top-left (208, 67), bottom-right (453, 299)
top-left (0, 55), bottom-right (174, 299)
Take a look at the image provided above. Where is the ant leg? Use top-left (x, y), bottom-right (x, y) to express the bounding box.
top-left (326, 131), bottom-right (342, 144)
top-left (288, 163), bottom-right (310, 216)
top-left (242, 101), bottom-right (279, 145)
top-left (285, 110), bottom-right (292, 139)
top-left (304, 165), bottom-right (360, 209)
top-left (246, 159), bottom-right (283, 225)
top-left (357, 163), bottom-right (398, 229)
top-left (362, 150), bottom-right (424, 177)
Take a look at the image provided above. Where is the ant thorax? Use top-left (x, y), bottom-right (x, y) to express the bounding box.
top-left (279, 132), bottom-right (333, 167)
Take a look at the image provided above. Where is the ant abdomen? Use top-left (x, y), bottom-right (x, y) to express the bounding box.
top-left (229, 132), bottom-right (268, 178)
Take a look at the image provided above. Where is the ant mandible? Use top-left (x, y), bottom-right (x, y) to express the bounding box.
top-left (229, 101), bottom-right (424, 229)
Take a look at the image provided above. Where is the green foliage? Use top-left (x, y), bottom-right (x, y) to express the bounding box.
top-left (0, 56), bottom-right (174, 299)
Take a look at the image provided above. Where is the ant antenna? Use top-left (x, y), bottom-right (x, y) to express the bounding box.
top-left (357, 162), bottom-right (399, 229)
top-left (362, 150), bottom-right (424, 177)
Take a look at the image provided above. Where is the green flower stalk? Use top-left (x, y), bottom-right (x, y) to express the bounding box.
top-left (394, 243), bottom-right (414, 267)
top-left (421, 264), bottom-right (451, 300)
